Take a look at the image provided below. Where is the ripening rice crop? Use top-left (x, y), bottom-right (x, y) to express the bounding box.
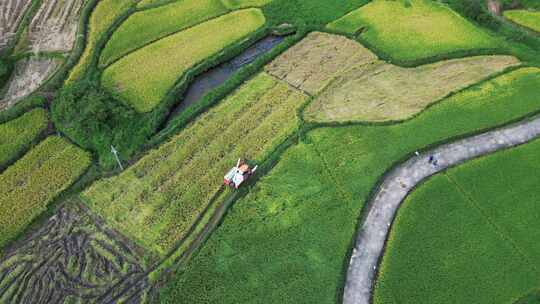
top-left (327, 0), bottom-right (503, 62)
top-left (67, 0), bottom-right (137, 83)
top-left (101, 8), bottom-right (266, 113)
top-left (220, 0), bottom-right (273, 9)
top-left (0, 108), bottom-right (48, 169)
top-left (504, 10), bottom-right (540, 33)
top-left (83, 73), bottom-right (307, 257)
top-left (374, 138), bottom-right (540, 304)
top-left (100, 0), bottom-right (228, 67)
top-left (0, 136), bottom-right (91, 249)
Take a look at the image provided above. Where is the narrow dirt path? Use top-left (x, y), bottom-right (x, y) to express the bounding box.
top-left (343, 114), bottom-right (540, 304)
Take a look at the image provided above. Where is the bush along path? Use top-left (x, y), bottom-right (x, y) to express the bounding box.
top-left (343, 114), bottom-right (540, 304)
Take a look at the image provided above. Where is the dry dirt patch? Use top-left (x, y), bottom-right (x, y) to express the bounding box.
top-left (0, 0), bottom-right (32, 50)
top-left (304, 55), bottom-right (520, 123)
top-left (0, 57), bottom-right (61, 110)
top-left (265, 31), bottom-right (377, 95)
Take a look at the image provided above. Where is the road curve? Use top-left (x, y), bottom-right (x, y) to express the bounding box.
top-left (343, 115), bottom-right (540, 304)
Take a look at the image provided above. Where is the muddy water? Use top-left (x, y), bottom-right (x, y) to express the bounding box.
top-left (166, 34), bottom-right (285, 123)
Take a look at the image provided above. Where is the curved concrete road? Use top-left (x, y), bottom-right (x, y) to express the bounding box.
top-left (343, 115), bottom-right (540, 304)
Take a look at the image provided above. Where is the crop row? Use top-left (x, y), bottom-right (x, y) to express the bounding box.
top-left (83, 73), bottom-right (307, 257)
top-left (160, 68), bottom-right (540, 303)
top-left (101, 8), bottom-right (266, 112)
top-left (100, 0), bottom-right (228, 67)
top-left (67, 0), bottom-right (137, 83)
top-left (0, 108), bottom-right (48, 169)
top-left (0, 136), bottom-right (92, 249)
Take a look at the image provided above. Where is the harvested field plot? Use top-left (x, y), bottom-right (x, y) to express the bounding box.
top-left (327, 0), bottom-right (502, 62)
top-left (0, 203), bottom-right (149, 303)
top-left (28, 0), bottom-right (85, 52)
top-left (0, 0), bottom-right (32, 50)
top-left (305, 55), bottom-right (520, 123)
top-left (100, 0), bottom-right (228, 67)
top-left (265, 31), bottom-right (377, 95)
top-left (374, 138), bottom-right (540, 304)
top-left (1, 57), bottom-right (61, 110)
top-left (67, 0), bottom-right (137, 83)
top-left (101, 8), bottom-right (266, 112)
top-left (504, 10), bottom-right (540, 33)
top-left (83, 73), bottom-right (307, 257)
top-left (161, 68), bottom-right (540, 304)
top-left (0, 136), bottom-right (91, 249)
top-left (0, 108), bottom-right (48, 169)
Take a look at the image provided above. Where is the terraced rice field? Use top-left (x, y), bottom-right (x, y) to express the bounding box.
top-left (265, 32), bottom-right (378, 95)
top-left (0, 136), bottom-right (91, 250)
top-left (83, 73), bottom-right (307, 257)
top-left (504, 9), bottom-right (540, 33)
top-left (0, 108), bottom-right (48, 169)
top-left (327, 0), bottom-right (503, 62)
top-left (101, 8), bottom-right (266, 112)
top-left (304, 55), bottom-right (520, 122)
top-left (0, 0), bottom-right (32, 50)
top-left (374, 138), bottom-right (540, 304)
top-left (160, 67), bottom-right (540, 304)
top-left (0, 203), bottom-right (149, 304)
top-left (100, 0), bottom-right (228, 67)
top-left (67, 0), bottom-right (138, 83)
top-left (28, 0), bottom-right (85, 52)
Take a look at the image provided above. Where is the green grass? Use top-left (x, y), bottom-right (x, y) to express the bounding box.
top-left (0, 136), bottom-right (91, 250)
top-left (67, 0), bottom-right (137, 83)
top-left (83, 73), bottom-right (307, 257)
top-left (327, 0), bottom-right (503, 62)
top-left (262, 0), bottom-right (369, 27)
top-left (374, 137), bottom-right (540, 304)
top-left (505, 10), bottom-right (540, 33)
top-left (221, 0), bottom-right (273, 9)
top-left (0, 108), bottom-right (48, 169)
top-left (100, 0), bottom-right (228, 67)
top-left (159, 67), bottom-right (540, 304)
top-left (101, 8), bottom-right (265, 113)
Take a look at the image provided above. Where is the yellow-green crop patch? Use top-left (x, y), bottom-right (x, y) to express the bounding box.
top-left (305, 55), bottom-right (520, 123)
top-left (101, 8), bottom-right (265, 113)
top-left (221, 0), bottom-right (273, 9)
top-left (83, 73), bottom-right (307, 257)
top-left (67, 0), bottom-right (137, 83)
top-left (504, 9), bottom-right (540, 33)
top-left (100, 0), bottom-right (228, 67)
top-left (0, 109), bottom-right (48, 169)
top-left (0, 136), bottom-right (91, 249)
top-left (327, 0), bottom-right (503, 62)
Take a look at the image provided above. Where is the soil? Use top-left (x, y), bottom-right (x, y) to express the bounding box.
top-left (29, 0), bottom-right (85, 52)
top-left (0, 57), bottom-right (61, 111)
top-left (0, 202), bottom-right (150, 303)
top-left (304, 55), bottom-right (520, 123)
top-left (265, 32), bottom-right (377, 95)
top-left (0, 0), bottom-right (32, 51)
